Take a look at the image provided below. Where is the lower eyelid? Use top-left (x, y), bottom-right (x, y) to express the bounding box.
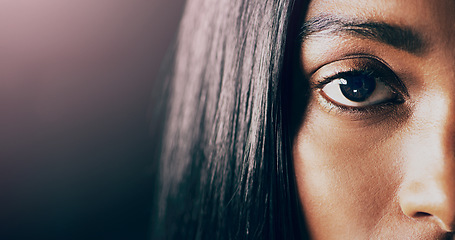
top-left (313, 92), bottom-right (412, 130)
top-left (315, 91), bottom-right (400, 121)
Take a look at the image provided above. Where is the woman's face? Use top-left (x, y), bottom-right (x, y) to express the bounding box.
top-left (293, 0), bottom-right (455, 239)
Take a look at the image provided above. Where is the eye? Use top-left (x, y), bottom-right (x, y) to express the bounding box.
top-left (311, 56), bottom-right (407, 109)
top-left (320, 70), bottom-right (398, 107)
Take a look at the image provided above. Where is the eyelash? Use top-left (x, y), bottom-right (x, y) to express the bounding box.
top-left (311, 64), bottom-right (407, 114)
top-left (314, 69), bottom-right (377, 88)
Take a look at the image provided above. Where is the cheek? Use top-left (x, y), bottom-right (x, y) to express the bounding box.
top-left (292, 105), bottom-right (406, 238)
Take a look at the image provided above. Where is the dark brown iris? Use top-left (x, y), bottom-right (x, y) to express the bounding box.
top-left (339, 72), bottom-right (376, 102)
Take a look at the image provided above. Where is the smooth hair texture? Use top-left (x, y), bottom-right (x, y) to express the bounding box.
top-left (151, 0), bottom-right (310, 239)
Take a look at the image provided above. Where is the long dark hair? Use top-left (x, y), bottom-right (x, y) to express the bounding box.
top-left (151, 0), bottom-right (310, 239)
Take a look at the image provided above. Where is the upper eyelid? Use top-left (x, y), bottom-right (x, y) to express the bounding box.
top-left (308, 53), bottom-right (391, 76)
top-left (308, 56), bottom-right (409, 98)
top-left (312, 69), bottom-right (377, 89)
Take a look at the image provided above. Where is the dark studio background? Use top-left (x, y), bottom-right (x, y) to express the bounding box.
top-left (0, 0), bottom-right (185, 239)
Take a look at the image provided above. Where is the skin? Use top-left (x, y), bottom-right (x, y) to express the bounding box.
top-left (293, 0), bottom-right (455, 239)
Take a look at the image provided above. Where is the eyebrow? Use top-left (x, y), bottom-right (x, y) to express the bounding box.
top-left (300, 15), bottom-right (426, 54)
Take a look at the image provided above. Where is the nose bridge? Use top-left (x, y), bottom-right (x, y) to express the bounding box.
top-left (398, 12), bottom-right (455, 231)
top-left (398, 94), bottom-right (455, 231)
top-left (444, 95), bottom-right (455, 166)
top-left (440, 48), bottom-right (455, 153)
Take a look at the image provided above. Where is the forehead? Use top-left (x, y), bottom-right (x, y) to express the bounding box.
top-left (305, 0), bottom-right (455, 65)
top-left (306, 0), bottom-right (455, 33)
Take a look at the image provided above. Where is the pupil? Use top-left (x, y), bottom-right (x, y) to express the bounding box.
top-left (339, 74), bottom-right (376, 102)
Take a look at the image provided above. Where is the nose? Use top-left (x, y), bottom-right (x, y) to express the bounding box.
top-left (398, 99), bottom-right (455, 232)
top-left (399, 174), bottom-right (455, 232)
